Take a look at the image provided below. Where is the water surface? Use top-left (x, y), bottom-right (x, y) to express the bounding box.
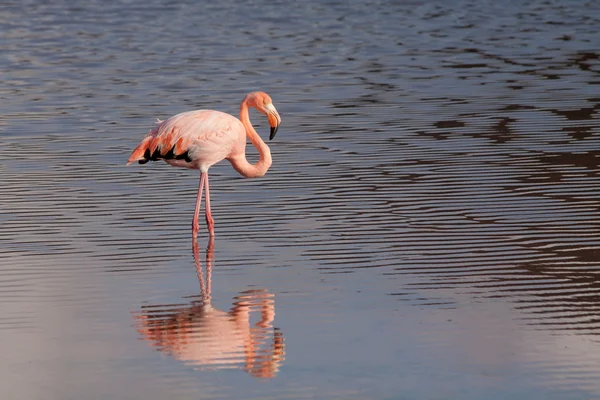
top-left (1, 0), bottom-right (600, 399)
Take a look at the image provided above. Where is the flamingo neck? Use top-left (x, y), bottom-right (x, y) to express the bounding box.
top-left (230, 101), bottom-right (272, 178)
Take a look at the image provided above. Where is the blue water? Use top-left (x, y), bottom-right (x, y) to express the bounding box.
top-left (1, 0), bottom-right (600, 399)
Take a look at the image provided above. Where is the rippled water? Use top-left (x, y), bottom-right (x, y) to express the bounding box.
top-left (2, 0), bottom-right (600, 399)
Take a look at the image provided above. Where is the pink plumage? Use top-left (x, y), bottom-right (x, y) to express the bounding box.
top-left (127, 91), bottom-right (282, 237)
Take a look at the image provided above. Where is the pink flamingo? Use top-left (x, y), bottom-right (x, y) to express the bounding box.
top-left (127, 91), bottom-right (281, 237)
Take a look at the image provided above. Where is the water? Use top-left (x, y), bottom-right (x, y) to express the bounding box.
top-left (1, 0), bottom-right (600, 398)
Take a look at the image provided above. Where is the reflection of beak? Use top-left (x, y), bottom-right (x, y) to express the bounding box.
top-left (265, 103), bottom-right (281, 140)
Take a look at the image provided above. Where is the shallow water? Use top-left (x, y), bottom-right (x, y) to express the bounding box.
top-left (2, 0), bottom-right (600, 398)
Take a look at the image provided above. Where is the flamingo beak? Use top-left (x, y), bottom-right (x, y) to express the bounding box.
top-left (265, 103), bottom-right (281, 140)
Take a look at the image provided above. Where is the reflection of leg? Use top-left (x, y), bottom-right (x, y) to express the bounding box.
top-left (205, 236), bottom-right (214, 302)
top-left (192, 173), bottom-right (206, 237)
top-left (192, 237), bottom-right (207, 301)
top-left (193, 235), bottom-right (214, 304)
top-left (204, 172), bottom-right (215, 236)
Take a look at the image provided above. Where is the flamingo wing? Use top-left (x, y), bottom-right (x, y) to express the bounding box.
top-left (127, 110), bottom-right (244, 168)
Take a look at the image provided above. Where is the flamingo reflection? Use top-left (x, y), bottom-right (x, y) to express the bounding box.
top-left (133, 237), bottom-right (285, 378)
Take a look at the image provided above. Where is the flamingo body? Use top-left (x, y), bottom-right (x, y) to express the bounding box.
top-left (128, 110), bottom-right (246, 172)
top-left (127, 91), bottom-right (282, 237)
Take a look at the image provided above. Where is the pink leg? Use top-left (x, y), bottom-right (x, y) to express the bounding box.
top-left (204, 172), bottom-right (215, 236)
top-left (192, 173), bottom-right (206, 237)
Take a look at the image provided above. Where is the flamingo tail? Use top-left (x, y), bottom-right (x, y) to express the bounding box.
top-left (127, 127), bottom-right (192, 166)
top-left (126, 136), bottom-right (153, 165)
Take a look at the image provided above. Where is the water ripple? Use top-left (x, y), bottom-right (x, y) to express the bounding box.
top-left (1, 0), bottom-right (600, 398)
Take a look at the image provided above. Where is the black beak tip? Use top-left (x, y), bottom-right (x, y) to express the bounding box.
top-left (270, 126), bottom-right (279, 140)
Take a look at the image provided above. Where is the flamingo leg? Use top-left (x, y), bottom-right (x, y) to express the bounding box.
top-left (204, 172), bottom-right (215, 236)
top-left (192, 172), bottom-right (206, 237)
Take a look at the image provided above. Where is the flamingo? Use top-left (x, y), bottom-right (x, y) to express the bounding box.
top-left (127, 91), bottom-right (282, 237)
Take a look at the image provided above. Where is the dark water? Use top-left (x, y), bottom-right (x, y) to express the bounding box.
top-left (2, 0), bottom-right (600, 398)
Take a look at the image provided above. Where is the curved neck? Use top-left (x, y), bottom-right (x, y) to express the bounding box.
top-left (229, 101), bottom-right (272, 178)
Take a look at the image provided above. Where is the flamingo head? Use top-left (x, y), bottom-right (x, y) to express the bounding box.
top-left (245, 91), bottom-right (282, 140)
